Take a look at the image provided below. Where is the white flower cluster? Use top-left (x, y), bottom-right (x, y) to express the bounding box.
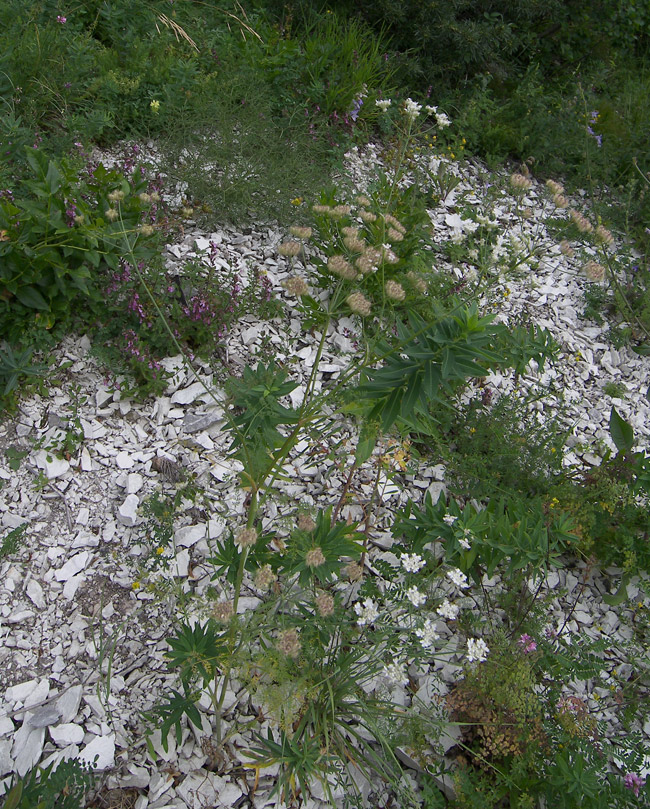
top-left (401, 553), bottom-right (425, 573)
top-left (447, 567), bottom-right (469, 589)
top-left (383, 661), bottom-right (408, 688)
top-left (425, 104), bottom-right (451, 127)
top-left (406, 586), bottom-right (427, 608)
top-left (458, 528), bottom-right (473, 551)
top-left (466, 638), bottom-right (490, 663)
top-left (443, 514), bottom-right (458, 526)
top-left (415, 618), bottom-right (439, 649)
top-left (436, 599), bottom-right (460, 620)
top-left (404, 97), bottom-right (422, 120)
top-left (375, 99), bottom-right (391, 112)
top-left (354, 598), bottom-right (379, 626)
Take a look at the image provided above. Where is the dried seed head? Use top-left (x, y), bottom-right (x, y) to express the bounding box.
top-left (305, 547), bottom-right (326, 568)
top-left (383, 213), bottom-right (405, 233)
top-left (331, 204), bottom-right (352, 218)
top-left (108, 189), bottom-right (125, 203)
top-left (289, 226), bottom-right (313, 239)
top-left (346, 292), bottom-right (372, 317)
top-left (138, 224), bottom-right (155, 236)
top-left (385, 280), bottom-right (406, 301)
top-left (105, 208), bottom-right (119, 222)
top-left (315, 592), bottom-right (335, 617)
top-left (545, 179), bottom-right (564, 196)
top-left (312, 204), bottom-right (332, 215)
top-left (344, 236), bottom-right (366, 253)
top-left (559, 240), bottom-right (574, 257)
top-left (569, 209), bottom-right (593, 233)
top-left (344, 561), bottom-right (363, 581)
top-left (407, 271), bottom-right (427, 294)
top-left (328, 255), bottom-right (357, 280)
top-left (236, 527), bottom-right (257, 549)
top-left (387, 227), bottom-right (404, 242)
top-left (356, 195), bottom-right (372, 207)
top-left (342, 226), bottom-right (360, 238)
top-left (213, 601), bottom-right (233, 623)
top-left (510, 173), bottom-right (532, 191)
top-left (254, 564), bottom-right (277, 592)
top-left (181, 206), bottom-right (194, 218)
top-left (297, 513), bottom-right (316, 532)
top-left (283, 276), bottom-right (309, 297)
top-left (356, 254), bottom-right (376, 275)
top-left (595, 224), bottom-right (614, 245)
top-left (583, 260), bottom-right (606, 282)
top-left (277, 628), bottom-right (301, 659)
top-left (553, 194), bottom-right (569, 209)
top-left (278, 240), bottom-right (302, 257)
top-left (139, 192), bottom-right (152, 203)
top-left (359, 209), bottom-right (377, 223)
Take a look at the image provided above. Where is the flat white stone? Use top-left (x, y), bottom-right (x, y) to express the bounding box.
top-left (126, 473), bottom-right (144, 495)
top-left (57, 685), bottom-right (83, 722)
top-left (76, 507), bottom-right (90, 526)
top-left (26, 579), bottom-right (45, 609)
top-left (0, 738), bottom-right (12, 776)
top-left (63, 574), bottom-right (84, 601)
top-left (54, 551), bottom-right (90, 582)
top-left (78, 733), bottom-right (115, 770)
top-left (33, 450), bottom-right (70, 480)
top-left (118, 494), bottom-right (140, 526)
top-left (171, 382), bottom-right (206, 405)
top-left (116, 451), bottom-right (135, 469)
top-left (12, 725), bottom-right (45, 775)
top-left (5, 678), bottom-right (40, 705)
top-left (0, 717), bottom-right (14, 737)
top-left (175, 524), bottom-right (206, 548)
top-left (80, 447), bottom-right (93, 471)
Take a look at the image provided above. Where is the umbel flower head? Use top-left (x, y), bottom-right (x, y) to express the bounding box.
top-left (277, 628), bottom-right (301, 659)
top-left (385, 280), bottom-right (405, 301)
top-left (328, 255), bottom-right (357, 280)
top-left (315, 592), bottom-right (335, 617)
top-left (254, 564), bottom-right (277, 592)
top-left (278, 240), bottom-right (302, 258)
top-left (213, 601), bottom-right (234, 623)
top-left (305, 547), bottom-right (326, 568)
top-left (297, 513), bottom-right (316, 532)
top-left (283, 276), bottom-right (309, 297)
top-left (583, 260), bottom-right (606, 282)
top-left (236, 527), bottom-right (257, 550)
top-left (346, 292), bottom-right (372, 317)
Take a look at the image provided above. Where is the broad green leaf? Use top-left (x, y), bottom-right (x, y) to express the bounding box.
top-left (602, 573), bottom-right (631, 606)
top-left (15, 285), bottom-right (49, 310)
top-left (609, 406), bottom-right (634, 453)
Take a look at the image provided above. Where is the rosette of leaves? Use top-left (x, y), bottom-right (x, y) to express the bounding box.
top-left (225, 361), bottom-right (299, 487)
top-left (280, 505), bottom-right (364, 586)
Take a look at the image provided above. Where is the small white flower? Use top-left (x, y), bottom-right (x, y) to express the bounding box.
top-left (415, 618), bottom-right (439, 649)
top-left (435, 112), bottom-right (451, 128)
top-left (458, 529), bottom-right (472, 551)
top-left (375, 99), bottom-right (391, 112)
top-left (406, 586), bottom-right (427, 608)
top-left (443, 514), bottom-right (458, 526)
top-left (436, 599), bottom-right (460, 620)
top-left (383, 661), bottom-right (408, 688)
top-left (447, 568), bottom-right (469, 589)
top-left (425, 104), bottom-right (438, 114)
top-left (401, 553), bottom-right (425, 573)
top-left (354, 598), bottom-right (379, 626)
top-left (466, 638), bottom-right (489, 663)
top-left (404, 97), bottom-right (422, 121)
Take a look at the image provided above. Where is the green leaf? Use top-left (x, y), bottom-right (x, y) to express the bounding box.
top-left (609, 406), bottom-right (634, 453)
top-left (355, 422), bottom-right (378, 465)
top-left (15, 285), bottom-right (49, 310)
top-left (46, 160), bottom-right (62, 194)
top-left (602, 573), bottom-right (631, 606)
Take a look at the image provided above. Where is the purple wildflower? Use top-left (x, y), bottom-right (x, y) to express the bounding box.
top-left (624, 773), bottom-right (645, 797)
